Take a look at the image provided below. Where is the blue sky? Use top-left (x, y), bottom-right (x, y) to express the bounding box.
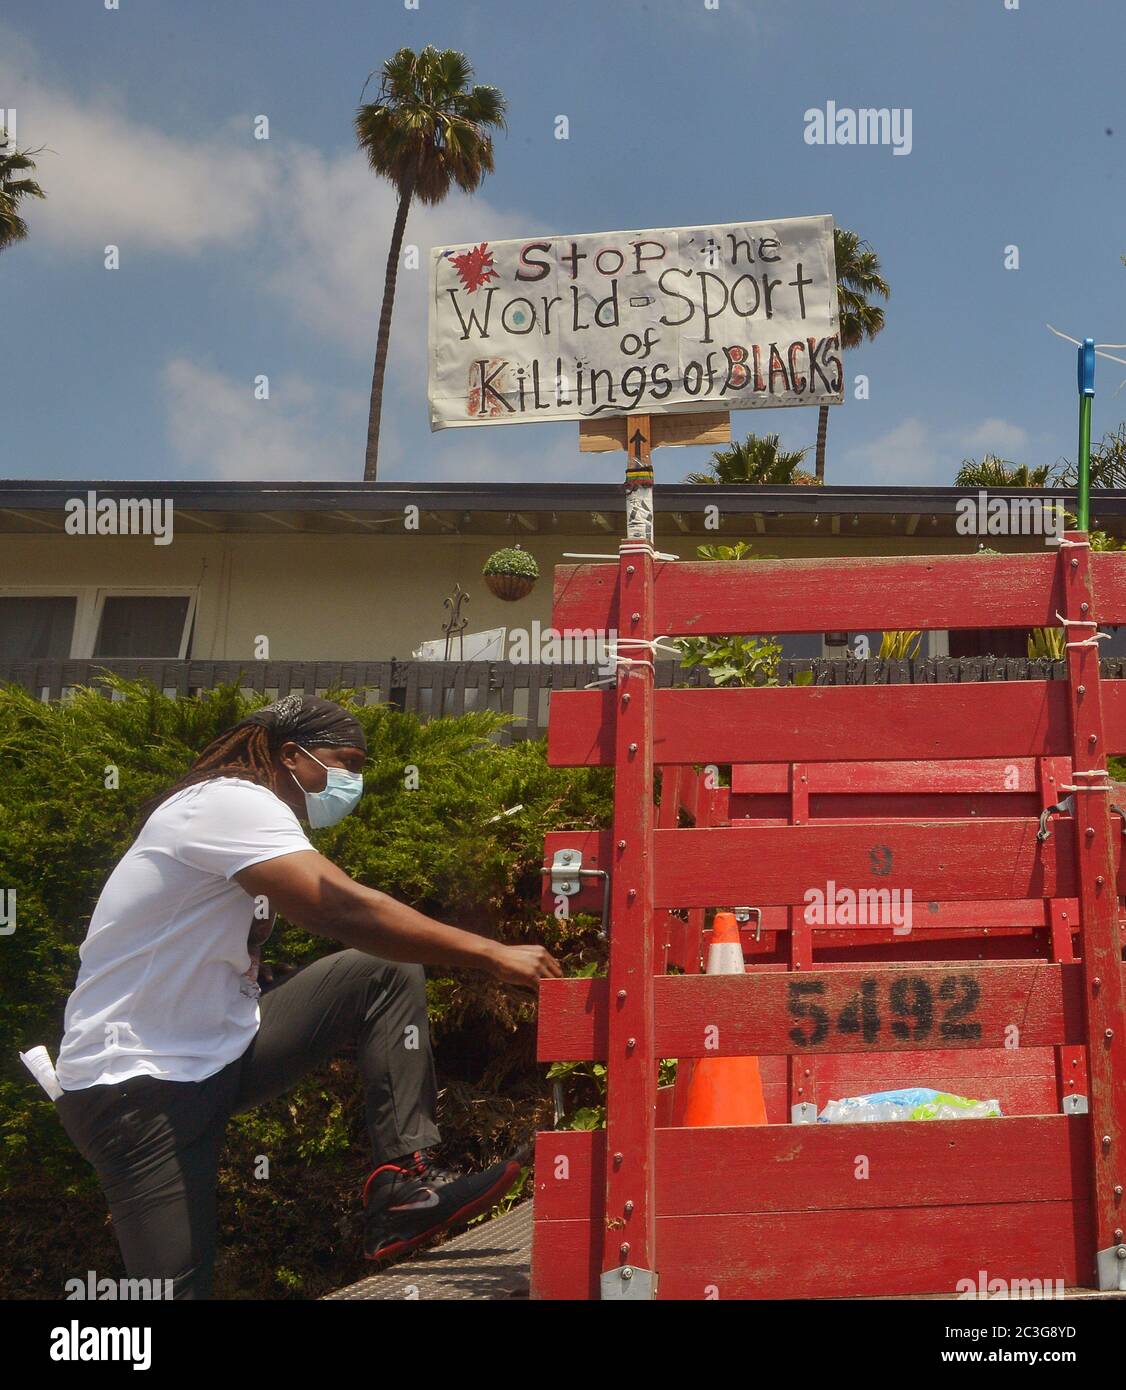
top-left (1, 0), bottom-right (1123, 487)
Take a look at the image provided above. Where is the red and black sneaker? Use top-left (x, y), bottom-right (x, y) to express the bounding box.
top-left (362, 1147), bottom-right (528, 1263)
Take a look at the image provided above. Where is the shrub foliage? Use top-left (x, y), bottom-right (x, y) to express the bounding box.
top-left (0, 678), bottom-right (610, 1298)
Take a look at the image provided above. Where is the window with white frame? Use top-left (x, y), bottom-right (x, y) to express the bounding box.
top-left (0, 588), bottom-right (197, 660)
top-left (92, 592), bottom-right (196, 659)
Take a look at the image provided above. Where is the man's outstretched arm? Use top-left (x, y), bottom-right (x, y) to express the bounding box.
top-left (236, 850), bottom-right (561, 991)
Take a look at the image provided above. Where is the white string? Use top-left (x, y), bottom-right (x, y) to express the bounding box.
top-left (1065, 632), bottom-right (1111, 649)
top-left (583, 633), bottom-right (682, 687)
top-left (583, 657), bottom-right (655, 689)
top-left (1061, 770), bottom-right (1113, 790)
top-left (1046, 323), bottom-right (1126, 393)
top-left (616, 635), bottom-right (683, 657)
top-left (1054, 612), bottom-right (1097, 627)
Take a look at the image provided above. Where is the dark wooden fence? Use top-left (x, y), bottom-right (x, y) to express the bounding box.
top-left (5, 657), bottom-right (1126, 742)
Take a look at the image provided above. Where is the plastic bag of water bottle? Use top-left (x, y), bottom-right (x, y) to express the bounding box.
top-left (817, 1087), bottom-right (1001, 1123)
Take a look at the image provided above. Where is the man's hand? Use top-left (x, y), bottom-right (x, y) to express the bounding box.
top-left (258, 962), bottom-right (298, 990)
top-left (485, 943), bottom-right (563, 991)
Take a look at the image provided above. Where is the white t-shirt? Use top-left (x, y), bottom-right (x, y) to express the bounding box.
top-left (56, 777), bottom-right (314, 1090)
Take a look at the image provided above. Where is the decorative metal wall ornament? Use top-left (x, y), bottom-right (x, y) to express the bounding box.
top-left (441, 583), bottom-right (470, 661)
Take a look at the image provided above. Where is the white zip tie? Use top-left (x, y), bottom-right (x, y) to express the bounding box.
top-left (584, 657), bottom-right (655, 688)
top-left (562, 549), bottom-right (679, 561)
top-left (616, 635), bottom-right (683, 657)
top-left (1048, 536), bottom-right (1091, 550)
top-left (1066, 632), bottom-right (1111, 649)
top-left (583, 633), bottom-right (681, 687)
top-left (620, 544), bottom-right (680, 561)
top-left (1054, 612), bottom-right (1098, 627)
top-left (1060, 770), bottom-right (1113, 791)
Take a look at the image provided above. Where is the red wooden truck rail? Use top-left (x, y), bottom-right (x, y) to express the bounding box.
top-left (532, 542), bottom-right (1126, 1299)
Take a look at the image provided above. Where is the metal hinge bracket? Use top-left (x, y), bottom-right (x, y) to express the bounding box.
top-left (600, 1265), bottom-right (658, 1300)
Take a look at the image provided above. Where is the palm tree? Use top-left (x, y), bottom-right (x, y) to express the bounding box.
top-left (1054, 423), bottom-right (1126, 489)
top-left (815, 227), bottom-right (890, 481)
top-left (686, 432), bottom-right (818, 485)
top-left (0, 146), bottom-right (45, 253)
top-left (355, 46), bottom-right (506, 481)
top-left (954, 455), bottom-right (1052, 487)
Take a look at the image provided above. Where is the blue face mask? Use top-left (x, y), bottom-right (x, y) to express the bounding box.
top-left (290, 749), bottom-right (364, 828)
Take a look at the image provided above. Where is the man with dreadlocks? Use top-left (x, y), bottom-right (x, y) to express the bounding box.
top-left (53, 694), bottom-right (560, 1298)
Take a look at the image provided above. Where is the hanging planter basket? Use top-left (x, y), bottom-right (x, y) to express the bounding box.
top-left (483, 547), bottom-right (539, 603)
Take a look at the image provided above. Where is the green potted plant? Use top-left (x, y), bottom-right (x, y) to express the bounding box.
top-left (483, 545), bottom-right (539, 602)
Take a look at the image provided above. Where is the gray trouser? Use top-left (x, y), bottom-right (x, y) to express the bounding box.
top-left (55, 949), bottom-right (441, 1300)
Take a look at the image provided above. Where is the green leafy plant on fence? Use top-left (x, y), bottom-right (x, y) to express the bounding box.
top-left (676, 541), bottom-right (787, 688)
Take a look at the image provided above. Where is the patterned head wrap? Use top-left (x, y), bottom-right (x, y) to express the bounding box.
top-left (236, 694), bottom-right (367, 753)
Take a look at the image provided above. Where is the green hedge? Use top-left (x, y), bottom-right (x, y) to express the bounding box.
top-left (0, 678), bottom-right (611, 1298)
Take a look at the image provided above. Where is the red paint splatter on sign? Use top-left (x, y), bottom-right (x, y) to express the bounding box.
top-left (449, 243), bottom-right (498, 293)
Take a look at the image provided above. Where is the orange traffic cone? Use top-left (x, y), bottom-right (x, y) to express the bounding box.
top-left (681, 912), bottom-right (769, 1126)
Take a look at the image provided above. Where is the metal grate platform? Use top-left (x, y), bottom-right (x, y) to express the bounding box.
top-left (323, 1201), bottom-right (532, 1301)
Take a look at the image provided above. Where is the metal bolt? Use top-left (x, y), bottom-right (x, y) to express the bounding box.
top-left (1103, 1135), bottom-right (1113, 1148)
top-left (1079, 684), bottom-right (1086, 695)
top-left (1090, 734), bottom-right (1099, 745)
top-left (619, 1243), bottom-right (629, 1258)
top-left (1119, 1247), bottom-right (1126, 1261)
top-left (1072, 558), bottom-right (1079, 569)
top-left (1096, 876), bottom-right (1105, 887)
top-left (626, 1037), bottom-right (636, 1050)
top-left (627, 888), bottom-right (636, 901)
top-left (626, 565), bottom-right (635, 576)
top-left (1081, 602), bottom-right (1090, 614)
top-left (1106, 1029), bottom-right (1115, 1040)
top-left (621, 692), bottom-right (631, 705)
top-left (617, 839), bottom-right (626, 849)
top-left (624, 1200), bottom-right (634, 1216)
top-left (617, 989), bottom-right (627, 1002)
top-left (1094, 977), bottom-right (1102, 989)
top-left (613, 1152), bottom-right (623, 1165)
top-left (622, 1266), bottom-right (634, 1280)
top-left (631, 612), bottom-right (640, 623)
top-left (1087, 827), bottom-right (1095, 837)
top-left (628, 742), bottom-right (638, 753)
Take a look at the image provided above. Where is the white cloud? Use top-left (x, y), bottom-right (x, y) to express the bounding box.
top-left (843, 417), bottom-right (941, 483)
top-left (264, 145), bottom-right (530, 362)
top-left (845, 415), bottom-right (1035, 485)
top-left (163, 358), bottom-right (364, 480)
top-left (0, 32), bottom-right (274, 254)
top-left (958, 417), bottom-right (1028, 457)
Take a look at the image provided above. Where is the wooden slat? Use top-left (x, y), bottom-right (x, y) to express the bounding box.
top-left (578, 411), bottom-right (731, 452)
top-left (552, 551), bottom-right (1126, 635)
top-left (536, 962), bottom-right (1088, 1060)
top-left (532, 1200), bottom-right (1092, 1300)
top-left (549, 683), bottom-right (1083, 766)
top-left (730, 757), bottom-right (1060, 795)
top-left (653, 820), bottom-right (1080, 907)
top-left (533, 1116), bottom-right (1089, 1222)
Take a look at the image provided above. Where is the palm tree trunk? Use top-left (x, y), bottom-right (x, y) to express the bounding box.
top-left (814, 404), bottom-right (829, 482)
top-left (364, 177), bottom-right (415, 482)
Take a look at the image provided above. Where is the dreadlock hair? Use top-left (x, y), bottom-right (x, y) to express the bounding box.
top-left (137, 723), bottom-right (281, 830)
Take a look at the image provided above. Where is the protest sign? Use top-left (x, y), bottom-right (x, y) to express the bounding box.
top-left (428, 214), bottom-right (841, 430)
